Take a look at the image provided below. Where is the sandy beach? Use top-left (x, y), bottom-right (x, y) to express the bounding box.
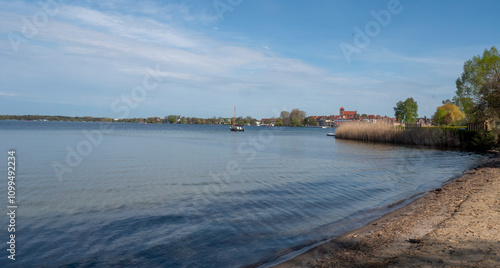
top-left (276, 156), bottom-right (500, 267)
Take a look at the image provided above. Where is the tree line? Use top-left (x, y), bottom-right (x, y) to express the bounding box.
top-left (434, 46), bottom-right (499, 126)
top-left (164, 115), bottom-right (258, 125)
top-left (0, 114), bottom-right (260, 125)
top-left (0, 115), bottom-right (114, 122)
top-left (454, 46), bottom-right (500, 123)
top-left (393, 46), bottom-right (499, 127)
top-left (277, 108), bottom-right (317, 127)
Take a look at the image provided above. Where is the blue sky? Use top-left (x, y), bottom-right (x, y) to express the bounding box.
top-left (1, 0), bottom-right (499, 119)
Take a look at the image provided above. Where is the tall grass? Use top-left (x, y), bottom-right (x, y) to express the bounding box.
top-left (335, 121), bottom-right (462, 147)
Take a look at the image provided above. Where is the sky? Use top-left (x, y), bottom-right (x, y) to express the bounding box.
top-left (1, 0), bottom-right (499, 119)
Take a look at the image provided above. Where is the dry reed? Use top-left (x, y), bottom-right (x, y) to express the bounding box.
top-left (335, 121), bottom-right (461, 147)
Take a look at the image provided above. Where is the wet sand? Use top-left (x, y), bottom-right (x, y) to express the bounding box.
top-left (276, 157), bottom-right (500, 267)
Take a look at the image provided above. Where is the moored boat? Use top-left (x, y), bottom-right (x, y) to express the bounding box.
top-left (230, 106), bottom-right (244, 131)
top-left (230, 125), bottom-right (245, 131)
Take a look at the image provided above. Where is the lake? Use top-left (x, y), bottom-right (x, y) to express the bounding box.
top-left (0, 121), bottom-right (489, 267)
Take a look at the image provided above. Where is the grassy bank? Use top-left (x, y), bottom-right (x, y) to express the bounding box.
top-left (335, 122), bottom-right (497, 150)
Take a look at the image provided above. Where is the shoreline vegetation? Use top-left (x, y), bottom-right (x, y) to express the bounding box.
top-left (277, 157), bottom-right (500, 267)
top-left (0, 114), bottom-right (261, 124)
top-left (335, 121), bottom-right (499, 152)
top-left (0, 108), bottom-right (312, 127)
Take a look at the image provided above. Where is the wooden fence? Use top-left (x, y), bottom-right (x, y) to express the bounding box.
top-left (466, 121), bottom-right (497, 131)
top-left (404, 121), bottom-right (496, 131)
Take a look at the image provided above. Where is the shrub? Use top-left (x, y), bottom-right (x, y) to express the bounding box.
top-left (471, 130), bottom-right (499, 151)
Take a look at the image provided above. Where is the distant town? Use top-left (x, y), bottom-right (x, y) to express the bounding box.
top-left (262, 107), bottom-right (402, 127)
top-left (1, 107), bottom-right (432, 127)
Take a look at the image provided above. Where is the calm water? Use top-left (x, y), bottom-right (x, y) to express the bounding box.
top-left (0, 121), bottom-right (489, 267)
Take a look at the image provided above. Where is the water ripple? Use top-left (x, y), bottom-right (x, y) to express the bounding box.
top-left (0, 122), bottom-right (489, 268)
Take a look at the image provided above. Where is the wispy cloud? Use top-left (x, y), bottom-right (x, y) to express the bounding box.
top-left (1, 0), bottom-right (484, 118)
top-left (0, 90), bottom-right (17, 97)
top-left (59, 5), bottom-right (203, 49)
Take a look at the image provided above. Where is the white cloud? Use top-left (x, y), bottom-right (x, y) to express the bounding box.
top-left (59, 5), bottom-right (202, 49)
top-left (1, 0), bottom-right (474, 118)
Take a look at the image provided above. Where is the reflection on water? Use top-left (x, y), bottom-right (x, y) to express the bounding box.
top-left (0, 121), bottom-right (489, 267)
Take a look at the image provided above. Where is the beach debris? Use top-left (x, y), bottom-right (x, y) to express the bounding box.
top-left (408, 238), bottom-right (422, 244)
top-left (432, 188), bottom-right (443, 194)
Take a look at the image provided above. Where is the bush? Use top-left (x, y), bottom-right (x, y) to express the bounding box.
top-left (471, 130), bottom-right (499, 151)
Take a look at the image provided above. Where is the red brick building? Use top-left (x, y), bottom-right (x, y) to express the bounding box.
top-left (339, 107), bottom-right (357, 119)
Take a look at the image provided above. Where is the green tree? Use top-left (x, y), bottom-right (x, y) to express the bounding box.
top-left (303, 116), bottom-right (317, 126)
top-left (473, 73), bottom-right (500, 121)
top-left (180, 116), bottom-right (187, 124)
top-left (242, 116), bottom-right (257, 125)
top-left (290, 117), bottom-right (301, 127)
top-left (394, 97), bottom-right (418, 124)
top-left (146, 117), bottom-right (158, 123)
top-left (275, 118), bottom-right (283, 126)
top-left (454, 46), bottom-right (500, 121)
top-left (433, 108), bottom-right (448, 126)
top-left (167, 115), bottom-right (178, 124)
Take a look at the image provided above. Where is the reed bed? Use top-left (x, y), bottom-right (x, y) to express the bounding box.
top-left (335, 121), bottom-right (462, 147)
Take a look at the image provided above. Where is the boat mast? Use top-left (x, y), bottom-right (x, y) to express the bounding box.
top-left (233, 105), bottom-right (236, 126)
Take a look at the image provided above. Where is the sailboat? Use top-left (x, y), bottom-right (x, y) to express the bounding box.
top-left (230, 106), bottom-right (245, 131)
top-left (327, 117), bottom-right (335, 136)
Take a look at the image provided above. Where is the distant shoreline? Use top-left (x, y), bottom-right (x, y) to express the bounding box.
top-left (0, 118), bottom-right (323, 127)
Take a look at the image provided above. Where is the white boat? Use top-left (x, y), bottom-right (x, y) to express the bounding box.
top-left (326, 118), bottom-right (334, 136)
top-left (230, 106), bottom-right (244, 132)
top-left (230, 125), bottom-right (245, 131)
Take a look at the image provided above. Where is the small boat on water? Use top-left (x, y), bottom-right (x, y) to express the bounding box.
top-left (230, 106), bottom-right (244, 132)
top-left (326, 120), bottom-right (334, 136)
top-left (230, 125), bottom-right (245, 131)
